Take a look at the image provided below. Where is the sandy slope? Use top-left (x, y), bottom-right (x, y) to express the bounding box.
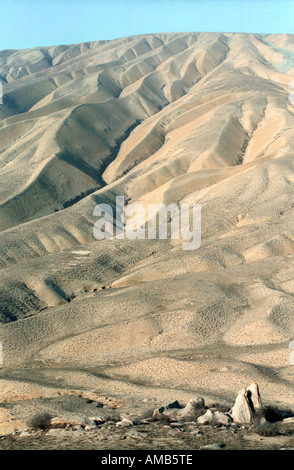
top-left (0, 33), bottom-right (294, 416)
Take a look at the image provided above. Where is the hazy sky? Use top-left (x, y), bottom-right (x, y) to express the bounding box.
top-left (1, 0), bottom-right (294, 50)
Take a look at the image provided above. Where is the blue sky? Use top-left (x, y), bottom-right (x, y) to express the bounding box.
top-left (1, 0), bottom-right (294, 50)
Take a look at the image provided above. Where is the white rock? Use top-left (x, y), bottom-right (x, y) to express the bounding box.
top-left (201, 443), bottom-right (224, 450)
top-left (230, 383), bottom-right (265, 423)
top-left (246, 383), bottom-right (264, 415)
top-left (122, 418), bottom-right (134, 426)
top-left (197, 409), bottom-right (231, 425)
top-left (190, 430), bottom-right (204, 436)
top-left (214, 411), bottom-right (231, 425)
top-left (116, 418), bottom-right (133, 427)
top-left (85, 424), bottom-right (97, 430)
top-left (46, 428), bottom-right (69, 437)
top-left (282, 417), bottom-right (294, 424)
top-left (178, 398), bottom-right (205, 419)
top-left (230, 388), bottom-right (253, 424)
top-left (197, 410), bottom-right (214, 424)
top-left (51, 416), bottom-right (86, 428)
top-left (83, 417), bottom-right (98, 428)
top-left (89, 416), bottom-right (104, 423)
top-left (19, 431), bottom-right (31, 437)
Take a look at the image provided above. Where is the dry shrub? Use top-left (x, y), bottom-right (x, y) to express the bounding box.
top-left (255, 420), bottom-right (279, 437)
top-left (27, 412), bottom-right (52, 431)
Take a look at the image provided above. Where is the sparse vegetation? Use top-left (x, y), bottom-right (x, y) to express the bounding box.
top-left (27, 412), bottom-right (52, 431)
top-left (255, 420), bottom-right (279, 437)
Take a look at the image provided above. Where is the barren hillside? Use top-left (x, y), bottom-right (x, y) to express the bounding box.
top-left (0, 33), bottom-right (294, 415)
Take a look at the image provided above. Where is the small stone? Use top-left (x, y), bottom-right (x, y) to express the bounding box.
top-left (283, 417), bottom-right (294, 424)
top-left (197, 409), bottom-right (231, 426)
top-left (85, 424), bottom-right (97, 430)
top-left (169, 422), bottom-right (185, 428)
top-left (72, 430), bottom-right (87, 437)
top-left (122, 418), bottom-right (134, 426)
top-left (19, 431), bottom-right (31, 437)
top-left (126, 430), bottom-right (148, 439)
top-left (214, 411), bottom-right (231, 426)
top-left (116, 418), bottom-right (133, 427)
top-left (201, 443), bottom-right (224, 450)
top-left (178, 397), bottom-right (205, 420)
top-left (197, 410), bottom-right (214, 425)
top-left (50, 417), bottom-right (71, 429)
top-left (88, 416), bottom-right (105, 423)
top-left (83, 418), bottom-right (98, 428)
top-left (140, 419), bottom-right (150, 425)
top-left (190, 430), bottom-right (203, 436)
top-left (168, 429), bottom-right (180, 434)
top-left (46, 428), bottom-right (68, 437)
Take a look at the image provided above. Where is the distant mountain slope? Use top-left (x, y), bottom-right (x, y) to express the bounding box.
top-left (0, 33), bottom-right (294, 406)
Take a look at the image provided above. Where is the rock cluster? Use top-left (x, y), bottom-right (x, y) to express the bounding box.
top-left (5, 382), bottom-right (291, 447)
top-left (151, 383), bottom-right (265, 426)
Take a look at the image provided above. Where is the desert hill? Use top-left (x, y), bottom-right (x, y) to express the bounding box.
top-left (0, 33), bottom-right (294, 414)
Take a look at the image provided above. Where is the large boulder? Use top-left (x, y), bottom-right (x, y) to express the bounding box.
top-left (246, 383), bottom-right (264, 416)
top-left (230, 383), bottom-right (264, 424)
top-left (230, 388), bottom-right (253, 424)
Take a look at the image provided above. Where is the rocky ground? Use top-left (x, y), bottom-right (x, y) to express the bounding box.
top-left (2, 412), bottom-right (294, 451)
top-left (1, 385), bottom-right (294, 450)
